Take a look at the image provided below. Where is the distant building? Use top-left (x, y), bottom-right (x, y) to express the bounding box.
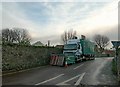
top-left (32, 41), bottom-right (44, 46)
top-left (55, 45), bottom-right (64, 49)
top-left (102, 50), bottom-right (115, 57)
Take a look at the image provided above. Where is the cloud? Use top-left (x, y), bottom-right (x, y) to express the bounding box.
top-left (68, 1), bottom-right (118, 39)
top-left (0, 2), bottom-right (2, 29)
top-left (2, 2), bottom-right (42, 37)
top-left (1, 0), bottom-right (115, 2)
top-left (1, 1), bottom-right (118, 47)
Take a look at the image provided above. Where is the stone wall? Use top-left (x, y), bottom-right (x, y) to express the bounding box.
top-left (2, 45), bottom-right (62, 72)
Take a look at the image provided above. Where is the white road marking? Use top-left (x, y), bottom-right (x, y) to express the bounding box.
top-left (56, 72), bottom-right (85, 85)
top-left (2, 66), bottom-right (48, 76)
top-left (74, 72), bottom-right (85, 85)
top-left (73, 64), bottom-right (84, 70)
top-left (35, 74), bottom-right (64, 85)
top-left (56, 74), bottom-right (81, 85)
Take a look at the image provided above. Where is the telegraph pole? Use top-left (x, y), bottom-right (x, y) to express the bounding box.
top-left (48, 40), bottom-right (50, 47)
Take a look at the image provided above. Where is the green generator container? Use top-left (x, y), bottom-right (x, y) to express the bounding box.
top-left (80, 39), bottom-right (95, 55)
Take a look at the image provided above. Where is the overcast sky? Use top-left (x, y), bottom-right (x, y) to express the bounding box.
top-left (1, 0), bottom-right (119, 48)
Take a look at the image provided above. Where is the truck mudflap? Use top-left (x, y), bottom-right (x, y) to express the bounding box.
top-left (50, 54), bottom-right (65, 66)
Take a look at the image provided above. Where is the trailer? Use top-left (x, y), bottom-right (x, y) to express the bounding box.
top-left (80, 39), bottom-right (95, 60)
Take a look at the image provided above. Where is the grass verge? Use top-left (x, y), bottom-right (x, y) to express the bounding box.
top-left (112, 58), bottom-right (117, 75)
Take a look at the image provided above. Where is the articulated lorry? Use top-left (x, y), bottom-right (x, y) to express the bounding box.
top-left (50, 35), bottom-right (95, 66)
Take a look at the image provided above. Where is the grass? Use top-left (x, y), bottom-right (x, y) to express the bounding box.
top-left (112, 58), bottom-right (118, 75)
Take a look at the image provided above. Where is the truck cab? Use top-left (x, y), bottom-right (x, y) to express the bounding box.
top-left (63, 39), bottom-right (82, 64)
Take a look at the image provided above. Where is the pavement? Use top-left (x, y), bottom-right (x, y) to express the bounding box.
top-left (2, 57), bottom-right (119, 86)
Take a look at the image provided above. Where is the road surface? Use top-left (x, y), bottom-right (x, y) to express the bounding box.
top-left (2, 57), bottom-right (118, 86)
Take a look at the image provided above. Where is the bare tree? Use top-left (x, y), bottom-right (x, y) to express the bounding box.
top-left (2, 28), bottom-right (16, 44)
top-left (61, 31), bottom-right (68, 44)
top-left (93, 34), bottom-right (109, 53)
top-left (13, 28), bottom-right (31, 45)
top-left (61, 29), bottom-right (77, 44)
top-left (2, 28), bottom-right (31, 45)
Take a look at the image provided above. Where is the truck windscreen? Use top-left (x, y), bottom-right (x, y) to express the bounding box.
top-left (64, 44), bottom-right (77, 50)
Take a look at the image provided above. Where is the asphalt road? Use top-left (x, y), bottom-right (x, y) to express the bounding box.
top-left (2, 57), bottom-right (119, 86)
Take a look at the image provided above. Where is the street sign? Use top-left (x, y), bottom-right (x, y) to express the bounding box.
top-left (111, 41), bottom-right (120, 47)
